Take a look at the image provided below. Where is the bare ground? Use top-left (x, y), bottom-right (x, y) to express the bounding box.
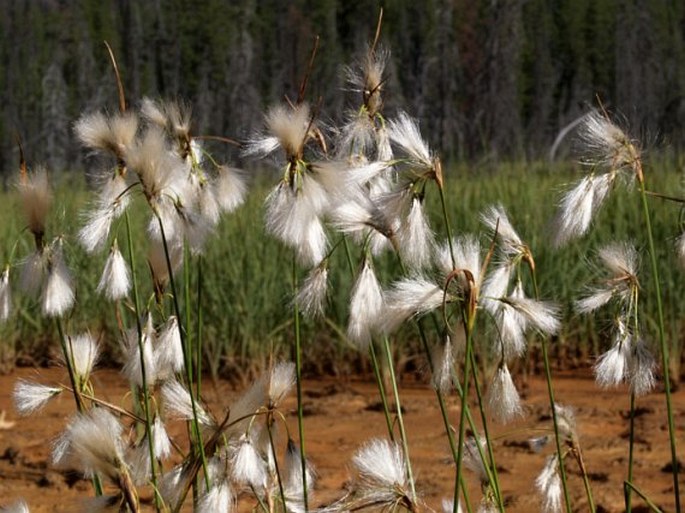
top-left (0, 366), bottom-right (683, 512)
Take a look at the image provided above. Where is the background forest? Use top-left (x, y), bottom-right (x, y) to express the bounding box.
top-left (2, 0), bottom-right (685, 176)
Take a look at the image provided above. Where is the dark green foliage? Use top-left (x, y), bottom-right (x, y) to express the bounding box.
top-left (2, 1), bottom-right (685, 175)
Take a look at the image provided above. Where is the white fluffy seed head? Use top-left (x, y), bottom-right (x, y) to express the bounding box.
top-left (501, 296), bottom-right (561, 336)
top-left (0, 267), bottom-right (11, 322)
top-left (598, 241), bottom-right (639, 277)
top-left (97, 242), bottom-right (131, 301)
top-left (161, 379), bottom-right (214, 427)
top-left (0, 499), bottom-right (30, 513)
top-left (42, 240), bottom-right (75, 318)
top-left (122, 315), bottom-right (157, 387)
top-left (264, 182), bottom-right (328, 267)
top-left (18, 166), bottom-right (52, 239)
top-left (268, 361), bottom-right (296, 407)
top-left (577, 111), bottom-right (637, 172)
top-left (13, 380), bottom-right (62, 416)
top-left (554, 404), bottom-right (578, 442)
top-left (197, 480), bottom-right (233, 513)
top-left (432, 335), bottom-right (455, 393)
top-left (629, 337), bottom-right (656, 396)
top-left (535, 455), bottom-right (563, 513)
top-left (380, 277), bottom-right (446, 334)
top-left (65, 332), bottom-right (99, 381)
top-left (231, 434), bottom-right (267, 490)
top-left (155, 316), bottom-right (184, 380)
top-left (397, 197), bottom-right (434, 270)
top-left (594, 336), bottom-right (631, 389)
top-left (388, 112), bottom-right (432, 169)
top-left (553, 174), bottom-right (613, 248)
top-left (486, 364), bottom-right (523, 423)
top-left (214, 166), bottom-right (248, 213)
top-left (295, 264), bottom-right (329, 319)
top-left (481, 204), bottom-right (523, 255)
top-left (63, 409), bottom-right (126, 480)
top-left (347, 260), bottom-right (384, 347)
top-left (353, 438), bottom-right (407, 490)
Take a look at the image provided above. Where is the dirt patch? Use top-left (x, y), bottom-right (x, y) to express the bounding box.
top-left (0, 367), bottom-right (683, 512)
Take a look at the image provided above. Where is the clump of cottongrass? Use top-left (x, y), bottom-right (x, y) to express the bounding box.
top-left (486, 364), bottom-right (523, 423)
top-left (13, 380), bottom-right (62, 416)
top-left (576, 242), bottom-right (639, 313)
top-left (349, 438), bottom-right (414, 510)
top-left (347, 259), bottom-right (384, 347)
top-left (535, 454), bottom-right (563, 513)
top-left (553, 111), bottom-right (641, 247)
top-left (295, 263), bottom-right (329, 319)
top-left (96, 240), bottom-right (131, 301)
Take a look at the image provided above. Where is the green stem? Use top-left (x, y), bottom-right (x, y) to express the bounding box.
top-left (292, 257), bottom-right (308, 511)
top-left (381, 335), bottom-right (417, 503)
top-left (369, 341), bottom-right (395, 441)
top-left (530, 272), bottom-right (572, 513)
top-left (195, 255), bottom-right (203, 399)
top-left (267, 414), bottom-right (288, 511)
top-left (155, 213), bottom-right (210, 490)
top-left (639, 180), bottom-right (681, 513)
top-left (56, 318), bottom-right (103, 496)
top-left (469, 353), bottom-right (505, 512)
top-left (124, 211), bottom-right (159, 510)
top-left (624, 481), bottom-right (666, 513)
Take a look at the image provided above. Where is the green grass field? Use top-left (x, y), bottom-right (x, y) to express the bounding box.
top-left (1, 159), bottom-right (683, 379)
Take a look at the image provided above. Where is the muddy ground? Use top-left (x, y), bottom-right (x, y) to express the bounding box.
top-left (0, 366), bottom-right (683, 512)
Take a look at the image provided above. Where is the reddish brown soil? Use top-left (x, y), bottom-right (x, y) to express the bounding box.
top-left (0, 366), bottom-right (683, 512)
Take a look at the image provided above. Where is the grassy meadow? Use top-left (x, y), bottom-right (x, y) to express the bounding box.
top-left (2, 159), bottom-right (683, 381)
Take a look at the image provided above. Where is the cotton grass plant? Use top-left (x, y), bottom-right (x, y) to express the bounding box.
top-left (2, 23), bottom-right (684, 513)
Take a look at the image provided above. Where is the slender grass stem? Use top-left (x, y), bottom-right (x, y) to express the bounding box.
top-left (56, 318), bottom-right (104, 496)
top-left (124, 211), bottom-right (160, 510)
top-left (195, 255), bottom-right (204, 399)
top-left (624, 481), bottom-right (666, 513)
top-left (530, 272), bottom-right (572, 513)
top-left (154, 213), bottom-right (210, 490)
top-left (292, 257), bottom-right (308, 511)
top-left (469, 353), bottom-right (505, 512)
top-left (369, 341), bottom-right (395, 441)
top-left (638, 180), bottom-right (681, 513)
top-left (267, 413), bottom-right (288, 511)
top-left (414, 321), bottom-right (473, 513)
top-left (454, 322), bottom-right (475, 508)
top-left (381, 335), bottom-right (417, 503)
